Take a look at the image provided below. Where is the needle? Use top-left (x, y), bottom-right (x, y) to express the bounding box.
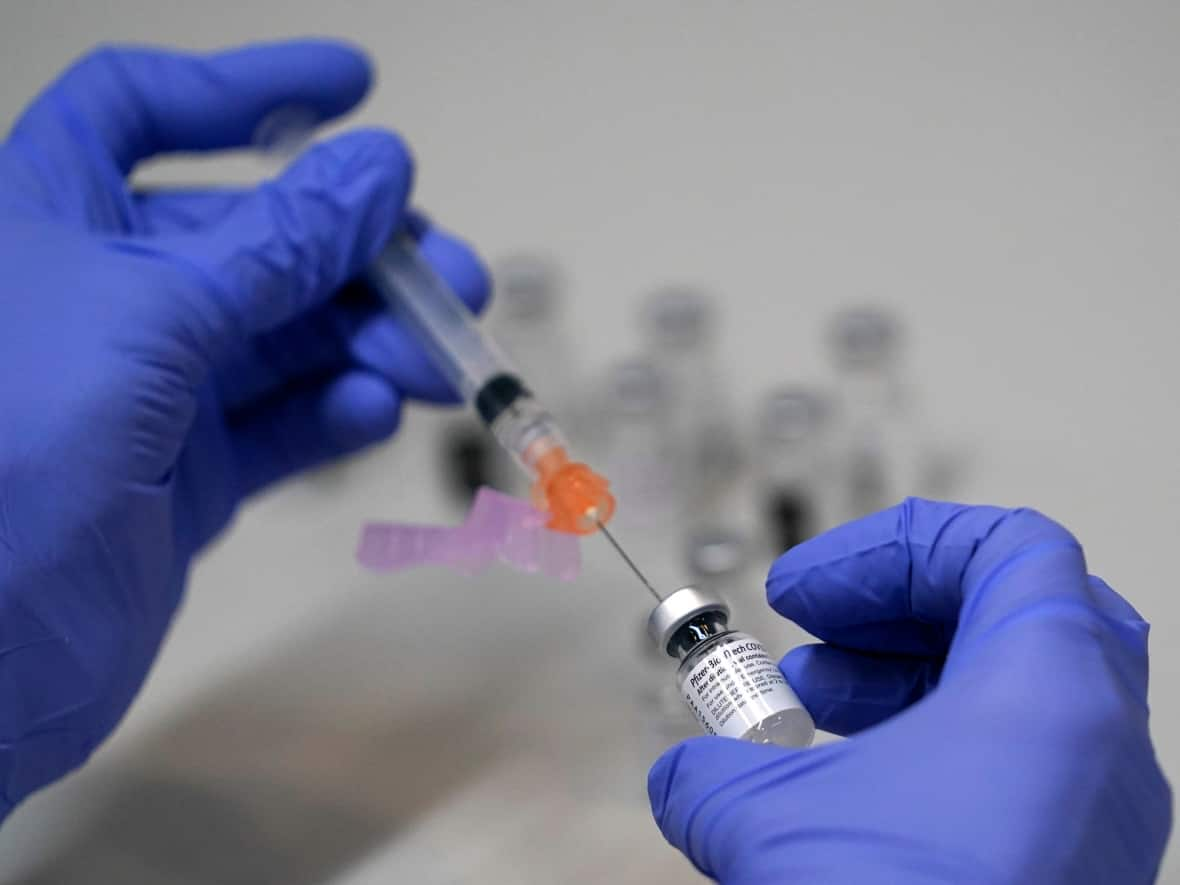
top-left (597, 520), bottom-right (662, 601)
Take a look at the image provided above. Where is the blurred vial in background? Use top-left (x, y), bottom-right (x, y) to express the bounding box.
top-left (685, 527), bottom-right (747, 594)
top-left (756, 388), bottom-right (829, 554)
top-left (598, 359), bottom-right (701, 764)
top-left (439, 426), bottom-right (502, 506)
top-left (828, 306), bottom-right (920, 522)
top-left (489, 253), bottom-right (578, 415)
top-left (640, 287), bottom-right (761, 646)
top-left (641, 287), bottom-right (744, 528)
top-left (599, 359), bottom-right (679, 537)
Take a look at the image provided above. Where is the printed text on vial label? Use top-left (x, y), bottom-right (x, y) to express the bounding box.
top-left (681, 635), bottom-right (799, 739)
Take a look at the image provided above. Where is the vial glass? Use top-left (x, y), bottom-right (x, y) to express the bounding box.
top-left (828, 306), bottom-right (919, 521)
top-left (649, 587), bottom-right (814, 748)
top-left (640, 288), bottom-right (742, 523)
top-left (489, 253), bottom-right (576, 410)
top-left (600, 359), bottom-right (678, 530)
top-left (757, 388), bottom-right (828, 551)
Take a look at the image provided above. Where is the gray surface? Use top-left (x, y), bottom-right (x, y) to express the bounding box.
top-left (1, 1), bottom-right (1179, 881)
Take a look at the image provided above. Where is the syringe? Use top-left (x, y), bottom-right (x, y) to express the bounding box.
top-left (368, 236), bottom-right (619, 539)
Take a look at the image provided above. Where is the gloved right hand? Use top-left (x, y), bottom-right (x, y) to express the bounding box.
top-left (0, 40), bottom-right (486, 816)
top-left (649, 499), bottom-right (1172, 884)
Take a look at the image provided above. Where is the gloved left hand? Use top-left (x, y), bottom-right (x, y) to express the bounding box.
top-left (0, 40), bottom-right (488, 813)
top-left (648, 500), bottom-right (1172, 883)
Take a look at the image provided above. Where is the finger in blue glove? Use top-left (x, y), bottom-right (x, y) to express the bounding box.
top-left (0, 40), bottom-right (488, 814)
top-left (650, 499), bottom-right (1171, 885)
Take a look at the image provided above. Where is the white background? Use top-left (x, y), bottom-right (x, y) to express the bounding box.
top-left (0, 1), bottom-right (1177, 882)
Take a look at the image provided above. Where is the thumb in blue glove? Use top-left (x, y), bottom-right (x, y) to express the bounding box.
top-left (649, 499), bottom-right (1172, 884)
top-left (0, 41), bottom-right (488, 812)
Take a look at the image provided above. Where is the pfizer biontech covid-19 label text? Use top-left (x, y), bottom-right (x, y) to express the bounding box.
top-left (679, 632), bottom-right (804, 739)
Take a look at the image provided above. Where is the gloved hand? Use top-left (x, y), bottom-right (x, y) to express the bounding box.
top-left (650, 499), bottom-right (1172, 883)
top-left (0, 41), bottom-right (488, 812)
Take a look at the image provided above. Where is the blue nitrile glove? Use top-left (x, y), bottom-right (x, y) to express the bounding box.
top-left (649, 499), bottom-right (1172, 884)
top-left (0, 41), bottom-right (488, 813)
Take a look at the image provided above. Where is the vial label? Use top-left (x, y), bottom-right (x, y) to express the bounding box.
top-left (679, 633), bottom-right (804, 739)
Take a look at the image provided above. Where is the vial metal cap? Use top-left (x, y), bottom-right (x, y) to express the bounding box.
top-left (607, 358), bottom-right (668, 417)
top-left (648, 586), bottom-right (730, 653)
top-left (759, 388), bottom-right (827, 445)
top-left (643, 287), bottom-right (714, 350)
top-left (830, 306), bottom-right (900, 369)
top-left (494, 254), bottom-right (562, 321)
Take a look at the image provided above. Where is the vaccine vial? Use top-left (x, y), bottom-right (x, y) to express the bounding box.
top-left (490, 253), bottom-right (574, 408)
top-left (641, 288), bottom-right (743, 517)
top-left (648, 586), bottom-right (814, 747)
top-left (828, 306), bottom-right (917, 521)
top-left (601, 359), bottom-right (679, 531)
top-left (757, 388), bottom-right (829, 552)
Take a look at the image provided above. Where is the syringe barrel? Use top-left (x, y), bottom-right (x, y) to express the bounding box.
top-left (369, 237), bottom-right (512, 402)
top-left (368, 236), bottom-right (616, 534)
